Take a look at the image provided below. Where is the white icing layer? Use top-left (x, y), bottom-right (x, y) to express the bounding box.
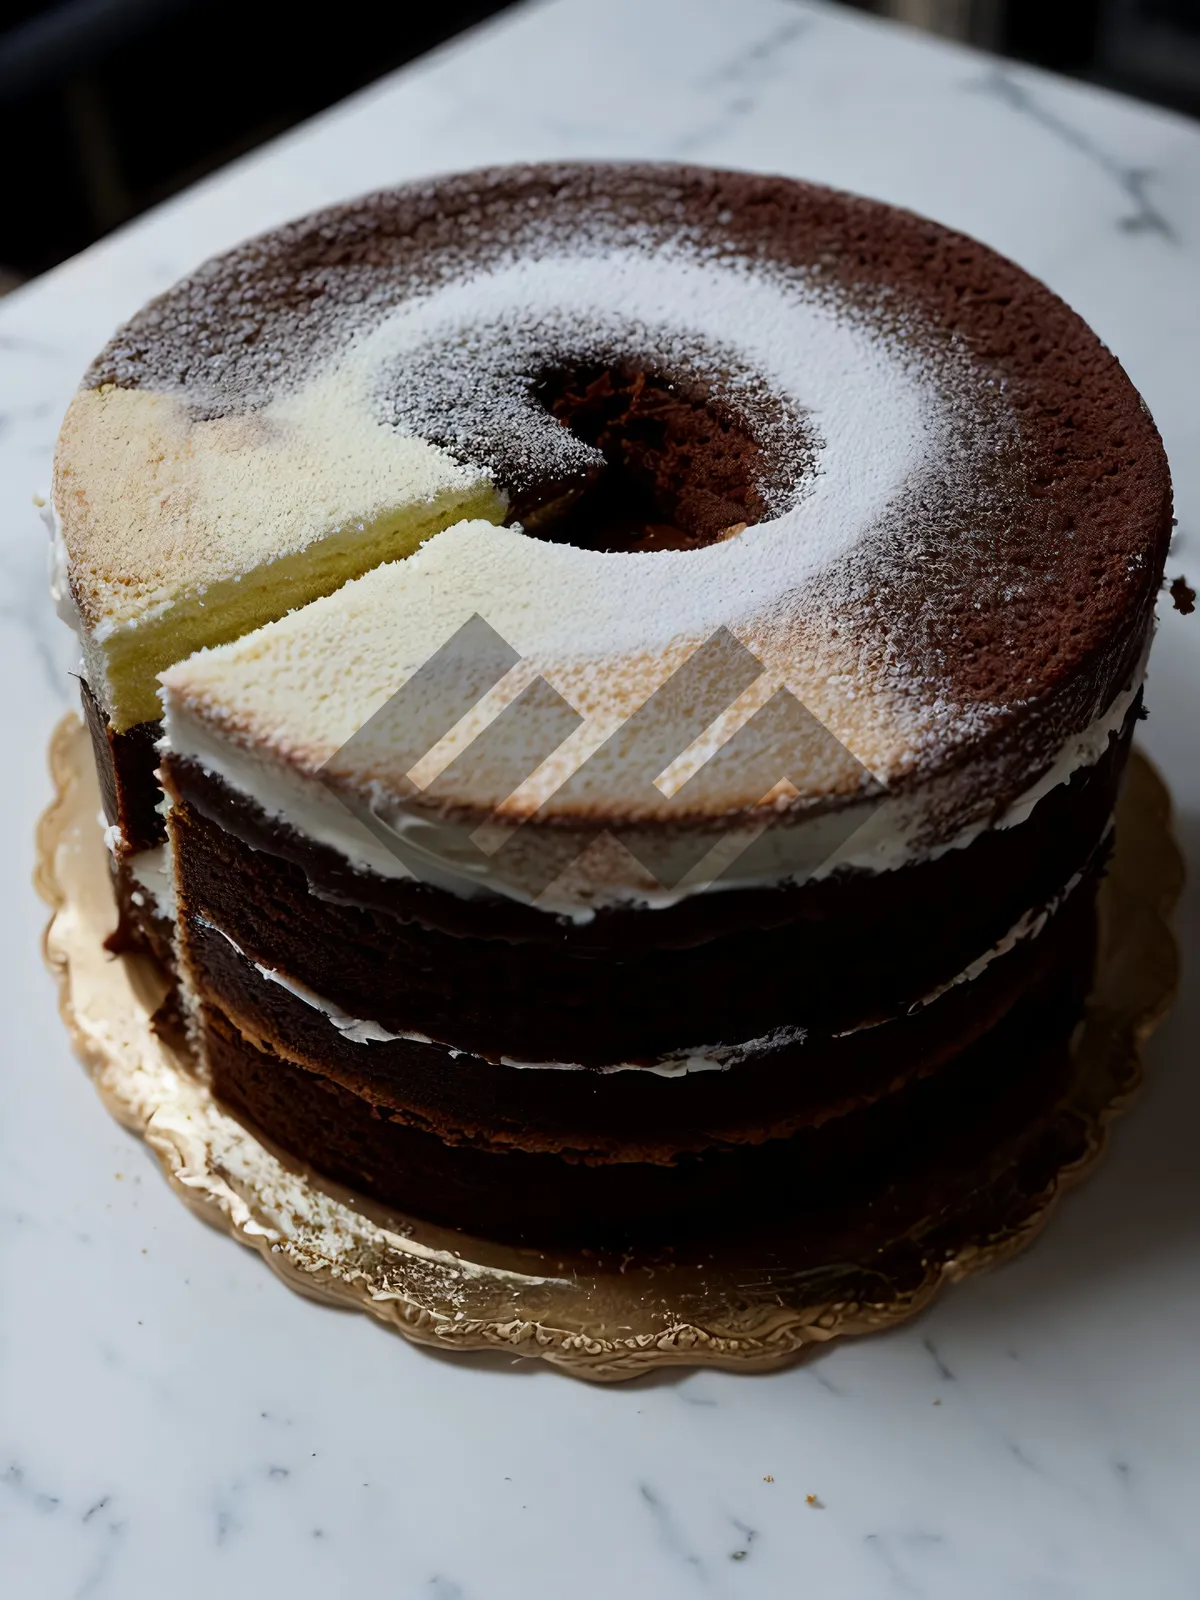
top-left (126, 844), bottom-right (177, 921)
top-left (193, 915), bottom-right (805, 1075)
top-left (42, 496), bottom-right (84, 636)
top-left (193, 854), bottom-right (1086, 1073)
top-left (815, 656), bottom-right (1147, 883)
top-left (834, 856), bottom-right (1095, 1038)
top-left (165, 663), bottom-right (1142, 919)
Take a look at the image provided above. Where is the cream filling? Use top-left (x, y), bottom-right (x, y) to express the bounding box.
top-left (193, 915), bottom-right (803, 1076)
top-left (125, 843), bottom-right (177, 921)
top-left (97, 812), bottom-right (179, 921)
top-left (192, 855), bottom-right (1085, 1074)
top-left (163, 661), bottom-right (1143, 921)
top-left (816, 661), bottom-right (1145, 882)
top-left (42, 497), bottom-right (84, 637)
top-left (832, 855), bottom-right (1094, 1039)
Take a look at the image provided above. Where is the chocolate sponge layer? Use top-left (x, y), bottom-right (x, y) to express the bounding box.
top-left (185, 862), bottom-right (1101, 1162)
top-left (165, 709), bottom-right (1129, 1068)
top-left (201, 894), bottom-right (1094, 1246)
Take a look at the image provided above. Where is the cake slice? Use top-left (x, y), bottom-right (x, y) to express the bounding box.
top-left (54, 382), bottom-right (502, 734)
top-left (52, 326), bottom-right (504, 862)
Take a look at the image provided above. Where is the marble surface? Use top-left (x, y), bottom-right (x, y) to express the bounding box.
top-left (2, 0), bottom-right (1199, 1594)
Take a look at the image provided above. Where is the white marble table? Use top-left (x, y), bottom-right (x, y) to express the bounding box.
top-left (2, 1), bottom-right (1198, 1594)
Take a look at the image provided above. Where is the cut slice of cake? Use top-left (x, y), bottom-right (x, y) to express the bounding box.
top-left (54, 380), bottom-right (503, 735)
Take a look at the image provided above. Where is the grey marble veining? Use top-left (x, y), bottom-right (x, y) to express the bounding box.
top-left (2, 2), bottom-right (1199, 1596)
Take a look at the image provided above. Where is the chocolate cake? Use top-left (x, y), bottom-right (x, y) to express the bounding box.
top-left (50, 164), bottom-right (1171, 1243)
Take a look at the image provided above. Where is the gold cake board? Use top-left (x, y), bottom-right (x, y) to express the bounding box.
top-left (36, 714), bottom-right (1182, 1381)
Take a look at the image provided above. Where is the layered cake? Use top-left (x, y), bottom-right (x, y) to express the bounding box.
top-left (51, 164), bottom-right (1171, 1242)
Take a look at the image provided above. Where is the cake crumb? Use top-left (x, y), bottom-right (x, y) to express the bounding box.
top-left (1169, 575), bottom-right (1196, 615)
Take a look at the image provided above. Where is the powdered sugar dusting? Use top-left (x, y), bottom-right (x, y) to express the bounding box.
top-left (325, 249), bottom-right (942, 633)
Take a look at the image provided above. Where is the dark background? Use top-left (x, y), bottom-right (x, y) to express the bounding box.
top-left (1, 0), bottom-right (1197, 291)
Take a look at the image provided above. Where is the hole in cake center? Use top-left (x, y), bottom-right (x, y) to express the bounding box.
top-left (511, 364), bottom-right (776, 553)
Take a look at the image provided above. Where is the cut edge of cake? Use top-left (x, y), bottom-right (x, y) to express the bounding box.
top-left (53, 383), bottom-right (506, 730)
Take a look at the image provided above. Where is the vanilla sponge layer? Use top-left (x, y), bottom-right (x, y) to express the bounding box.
top-left (56, 385), bottom-right (504, 729)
